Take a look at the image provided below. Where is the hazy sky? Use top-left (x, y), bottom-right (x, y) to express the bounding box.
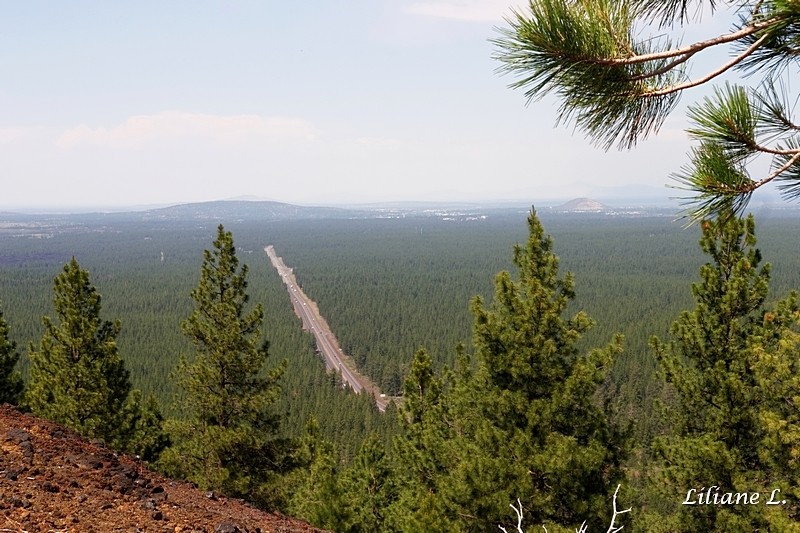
top-left (0, 1), bottom-right (754, 209)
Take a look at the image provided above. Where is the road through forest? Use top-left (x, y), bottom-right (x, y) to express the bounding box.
top-left (265, 246), bottom-right (391, 412)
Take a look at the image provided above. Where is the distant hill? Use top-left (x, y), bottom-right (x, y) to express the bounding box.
top-left (0, 201), bottom-right (374, 236)
top-left (141, 200), bottom-right (367, 221)
top-left (554, 198), bottom-right (609, 212)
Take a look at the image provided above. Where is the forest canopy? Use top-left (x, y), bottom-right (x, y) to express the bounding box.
top-left (2, 209), bottom-right (800, 530)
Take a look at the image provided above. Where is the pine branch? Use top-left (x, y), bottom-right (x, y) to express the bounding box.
top-left (627, 50), bottom-right (697, 82)
top-left (687, 83), bottom-right (799, 160)
top-left (602, 16), bottom-right (780, 66)
top-left (754, 80), bottom-right (800, 138)
top-left (645, 32), bottom-right (771, 97)
top-left (503, 485), bottom-right (630, 532)
top-left (763, 149), bottom-right (800, 189)
top-left (636, 0), bottom-right (721, 26)
top-left (498, 498), bottom-right (524, 533)
top-left (605, 484), bottom-right (632, 533)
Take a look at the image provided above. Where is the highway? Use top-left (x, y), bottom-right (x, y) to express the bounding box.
top-left (266, 246), bottom-right (390, 411)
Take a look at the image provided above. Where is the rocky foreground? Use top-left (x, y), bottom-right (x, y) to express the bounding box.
top-left (0, 405), bottom-right (327, 532)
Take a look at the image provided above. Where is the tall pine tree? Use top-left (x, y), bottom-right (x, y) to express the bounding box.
top-left (161, 224), bottom-right (289, 508)
top-left (751, 303), bottom-right (800, 530)
top-left (458, 210), bottom-right (626, 531)
top-left (647, 215), bottom-right (800, 532)
top-left (0, 303), bottom-right (23, 405)
top-left (391, 211), bottom-right (627, 532)
top-left (26, 258), bottom-right (148, 451)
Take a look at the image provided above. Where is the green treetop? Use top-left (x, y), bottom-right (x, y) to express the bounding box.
top-left (0, 303), bottom-right (23, 405)
top-left (391, 211), bottom-right (627, 532)
top-left (648, 214), bottom-right (800, 531)
top-left (161, 224), bottom-right (288, 508)
top-left (26, 258), bottom-right (145, 451)
top-left (387, 348), bottom-right (455, 533)
top-left (457, 210), bottom-right (626, 531)
top-left (493, 1), bottom-right (800, 220)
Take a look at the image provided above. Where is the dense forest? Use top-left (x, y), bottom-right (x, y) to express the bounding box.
top-left (0, 215), bottom-right (400, 461)
top-left (2, 205), bottom-right (800, 530)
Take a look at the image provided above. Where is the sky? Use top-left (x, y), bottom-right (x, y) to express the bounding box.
top-left (0, 1), bottom-right (766, 210)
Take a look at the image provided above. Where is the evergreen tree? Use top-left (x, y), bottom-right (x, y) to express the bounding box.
top-left (161, 224), bottom-right (289, 508)
top-left (288, 418), bottom-right (351, 531)
top-left (391, 211), bottom-right (627, 532)
top-left (126, 391), bottom-right (171, 463)
top-left (27, 258), bottom-right (145, 450)
top-left (0, 303), bottom-right (23, 405)
top-left (291, 424), bottom-right (396, 533)
top-left (751, 305), bottom-right (800, 530)
top-left (647, 215), bottom-right (800, 531)
top-left (457, 210), bottom-right (626, 531)
top-left (339, 433), bottom-right (396, 532)
top-left (388, 348), bottom-right (457, 533)
top-left (493, 1), bottom-right (800, 220)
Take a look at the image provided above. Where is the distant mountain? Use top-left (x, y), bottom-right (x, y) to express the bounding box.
top-left (141, 200), bottom-right (366, 221)
top-left (554, 198), bottom-right (609, 212)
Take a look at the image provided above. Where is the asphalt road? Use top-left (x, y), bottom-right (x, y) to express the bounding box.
top-left (266, 246), bottom-right (390, 411)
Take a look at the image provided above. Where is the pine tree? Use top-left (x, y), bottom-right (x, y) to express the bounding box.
top-left (339, 433), bottom-right (396, 532)
top-left (751, 305), bottom-right (800, 531)
top-left (0, 303), bottom-right (23, 405)
top-left (390, 211), bottom-right (627, 532)
top-left (161, 224), bottom-right (288, 507)
top-left (126, 391), bottom-right (171, 463)
top-left (288, 418), bottom-right (351, 531)
top-left (452, 210), bottom-right (626, 531)
top-left (388, 348), bottom-right (458, 533)
top-left (26, 258), bottom-right (148, 451)
top-left (647, 215), bottom-right (800, 531)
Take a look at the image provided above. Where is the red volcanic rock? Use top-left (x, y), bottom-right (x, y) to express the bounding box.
top-left (0, 405), bottom-right (326, 533)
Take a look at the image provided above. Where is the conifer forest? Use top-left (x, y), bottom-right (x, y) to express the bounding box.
top-left (2, 205), bottom-right (800, 531)
top-left (8, 0), bottom-right (800, 530)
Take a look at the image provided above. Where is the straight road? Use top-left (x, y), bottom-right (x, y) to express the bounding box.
top-left (265, 246), bottom-right (390, 411)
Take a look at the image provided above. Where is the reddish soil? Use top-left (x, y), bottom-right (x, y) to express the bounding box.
top-left (0, 405), bottom-right (327, 533)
